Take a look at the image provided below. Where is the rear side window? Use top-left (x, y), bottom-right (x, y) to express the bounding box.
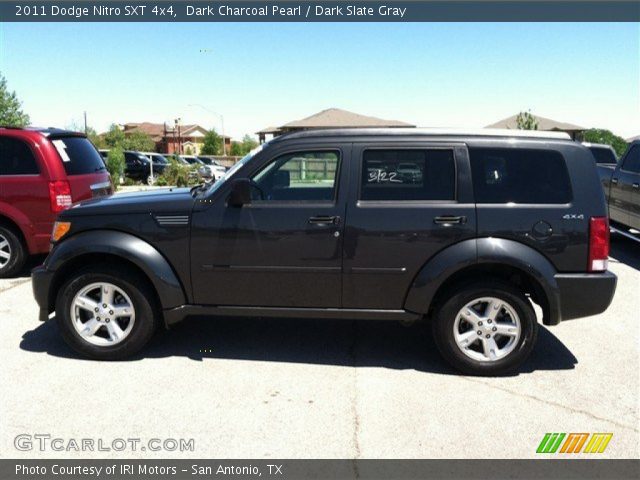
top-left (50, 136), bottom-right (106, 175)
top-left (470, 148), bottom-right (572, 204)
top-left (589, 147), bottom-right (617, 165)
top-left (0, 137), bottom-right (39, 175)
top-left (621, 145), bottom-right (640, 173)
top-left (360, 149), bottom-right (455, 201)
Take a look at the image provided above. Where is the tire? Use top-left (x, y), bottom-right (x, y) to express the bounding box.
top-left (0, 225), bottom-right (27, 278)
top-left (55, 265), bottom-right (159, 360)
top-left (432, 282), bottom-right (538, 376)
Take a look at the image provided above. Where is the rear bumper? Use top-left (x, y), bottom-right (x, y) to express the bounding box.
top-left (555, 271), bottom-right (617, 322)
top-left (32, 265), bottom-right (54, 321)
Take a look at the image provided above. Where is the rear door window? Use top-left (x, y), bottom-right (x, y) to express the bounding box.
top-left (0, 137), bottom-right (40, 175)
top-left (470, 148), bottom-right (572, 204)
top-left (50, 136), bottom-right (106, 175)
top-left (360, 149), bottom-right (455, 201)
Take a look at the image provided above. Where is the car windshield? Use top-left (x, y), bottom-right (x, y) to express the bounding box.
top-left (204, 142), bottom-right (267, 196)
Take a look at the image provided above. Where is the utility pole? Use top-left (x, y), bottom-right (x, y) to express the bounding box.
top-left (83, 111), bottom-right (87, 134)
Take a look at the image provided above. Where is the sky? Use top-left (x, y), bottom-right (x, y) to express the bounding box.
top-left (0, 22), bottom-right (638, 139)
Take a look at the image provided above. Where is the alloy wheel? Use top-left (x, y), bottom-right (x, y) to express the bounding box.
top-left (453, 296), bottom-right (521, 362)
top-left (0, 233), bottom-right (11, 269)
top-left (70, 282), bottom-right (136, 346)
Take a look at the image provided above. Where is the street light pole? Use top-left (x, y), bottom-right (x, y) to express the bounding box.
top-left (188, 104), bottom-right (226, 156)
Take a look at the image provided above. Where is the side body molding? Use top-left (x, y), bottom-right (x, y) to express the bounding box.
top-left (404, 238), bottom-right (561, 324)
top-left (47, 230), bottom-right (186, 309)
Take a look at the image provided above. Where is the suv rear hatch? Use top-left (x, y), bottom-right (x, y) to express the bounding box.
top-left (49, 134), bottom-right (113, 204)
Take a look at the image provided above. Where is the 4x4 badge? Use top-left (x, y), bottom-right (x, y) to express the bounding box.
top-left (562, 214), bottom-right (585, 220)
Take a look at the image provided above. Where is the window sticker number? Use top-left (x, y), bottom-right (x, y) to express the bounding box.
top-left (368, 169), bottom-right (402, 183)
top-left (52, 140), bottom-right (71, 162)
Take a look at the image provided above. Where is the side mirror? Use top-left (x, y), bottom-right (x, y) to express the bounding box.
top-left (228, 178), bottom-right (252, 207)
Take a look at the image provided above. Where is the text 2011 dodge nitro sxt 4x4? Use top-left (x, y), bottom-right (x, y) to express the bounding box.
top-left (32, 129), bottom-right (617, 375)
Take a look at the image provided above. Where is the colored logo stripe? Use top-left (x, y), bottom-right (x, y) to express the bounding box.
top-left (537, 433), bottom-right (613, 454)
top-left (536, 433), bottom-right (566, 453)
top-left (560, 433), bottom-right (589, 453)
top-left (584, 433), bottom-right (613, 453)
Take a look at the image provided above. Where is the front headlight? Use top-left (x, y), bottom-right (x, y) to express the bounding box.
top-left (51, 221), bottom-right (71, 243)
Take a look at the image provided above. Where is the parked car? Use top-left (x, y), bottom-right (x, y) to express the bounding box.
top-left (123, 151), bottom-right (166, 184)
top-left (598, 140), bottom-right (640, 240)
top-left (582, 142), bottom-right (618, 166)
top-left (141, 152), bottom-right (169, 165)
top-left (0, 127), bottom-right (112, 277)
top-left (32, 129), bottom-right (616, 375)
top-left (197, 156), bottom-right (227, 181)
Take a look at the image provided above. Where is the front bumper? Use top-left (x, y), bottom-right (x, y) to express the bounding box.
top-left (555, 271), bottom-right (617, 321)
top-left (32, 265), bottom-right (54, 322)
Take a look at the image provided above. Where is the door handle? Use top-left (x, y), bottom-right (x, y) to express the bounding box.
top-left (308, 215), bottom-right (340, 225)
top-left (611, 178), bottom-right (619, 184)
top-left (434, 215), bottom-right (467, 225)
top-left (633, 183), bottom-right (639, 189)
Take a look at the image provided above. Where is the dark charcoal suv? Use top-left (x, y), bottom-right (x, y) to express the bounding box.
top-left (32, 129), bottom-right (616, 375)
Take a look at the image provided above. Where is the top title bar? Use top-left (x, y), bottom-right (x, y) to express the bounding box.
top-left (1, 1), bottom-right (639, 22)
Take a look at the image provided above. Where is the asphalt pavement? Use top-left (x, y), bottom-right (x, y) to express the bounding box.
top-left (1, 237), bottom-right (638, 459)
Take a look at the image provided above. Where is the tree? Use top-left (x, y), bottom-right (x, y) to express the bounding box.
top-left (86, 127), bottom-right (105, 149)
top-left (103, 124), bottom-right (125, 148)
top-left (201, 129), bottom-right (222, 155)
top-left (230, 141), bottom-right (243, 156)
top-left (516, 110), bottom-right (538, 130)
top-left (240, 134), bottom-right (258, 154)
top-left (0, 73), bottom-right (29, 127)
top-left (230, 134), bottom-right (259, 156)
top-left (106, 147), bottom-right (125, 190)
top-left (582, 128), bottom-right (628, 158)
top-left (123, 131), bottom-right (155, 152)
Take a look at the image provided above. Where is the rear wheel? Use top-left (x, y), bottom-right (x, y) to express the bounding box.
top-left (432, 282), bottom-right (538, 375)
top-left (0, 226), bottom-right (27, 278)
top-left (55, 265), bottom-right (158, 360)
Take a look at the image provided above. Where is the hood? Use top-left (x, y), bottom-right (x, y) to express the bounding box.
top-left (61, 187), bottom-right (195, 217)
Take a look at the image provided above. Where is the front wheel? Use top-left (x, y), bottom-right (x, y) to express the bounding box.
top-left (432, 282), bottom-right (538, 376)
top-left (55, 266), bottom-right (158, 360)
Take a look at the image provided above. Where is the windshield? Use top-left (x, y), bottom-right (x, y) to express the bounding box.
top-left (204, 142), bottom-right (267, 196)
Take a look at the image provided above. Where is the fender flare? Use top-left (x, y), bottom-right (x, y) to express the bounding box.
top-left (47, 230), bottom-right (186, 310)
top-left (404, 238), bottom-right (561, 323)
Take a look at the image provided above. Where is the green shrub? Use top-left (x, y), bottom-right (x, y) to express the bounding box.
top-left (158, 155), bottom-right (191, 187)
top-left (106, 148), bottom-right (125, 190)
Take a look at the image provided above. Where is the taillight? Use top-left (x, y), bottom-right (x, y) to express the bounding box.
top-left (588, 216), bottom-right (609, 272)
top-left (48, 181), bottom-right (72, 213)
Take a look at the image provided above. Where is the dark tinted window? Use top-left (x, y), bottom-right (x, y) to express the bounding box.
top-left (621, 145), bottom-right (640, 173)
top-left (51, 136), bottom-right (106, 175)
top-left (124, 152), bottom-right (148, 164)
top-left (252, 151), bottom-right (340, 202)
top-left (470, 148), bottom-right (572, 204)
top-left (589, 147), bottom-right (617, 165)
top-left (0, 137), bottom-right (39, 175)
top-left (360, 149), bottom-right (455, 201)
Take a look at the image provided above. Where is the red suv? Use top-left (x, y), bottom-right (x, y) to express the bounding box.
top-left (0, 127), bottom-right (112, 277)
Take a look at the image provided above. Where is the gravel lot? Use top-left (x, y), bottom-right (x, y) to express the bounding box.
top-left (0, 236), bottom-right (638, 459)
